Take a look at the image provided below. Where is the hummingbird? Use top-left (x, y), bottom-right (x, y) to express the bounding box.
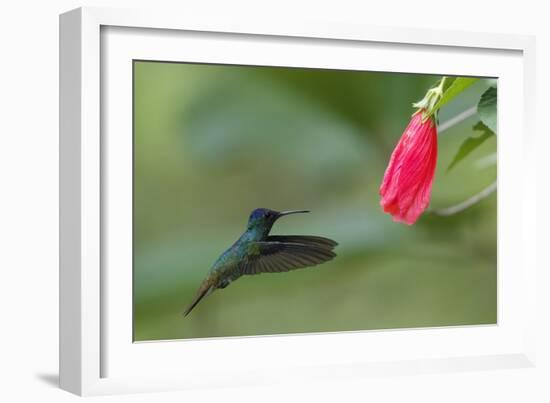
top-left (183, 208), bottom-right (338, 316)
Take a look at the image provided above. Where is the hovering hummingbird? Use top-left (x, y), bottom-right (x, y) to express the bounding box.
top-left (183, 208), bottom-right (338, 316)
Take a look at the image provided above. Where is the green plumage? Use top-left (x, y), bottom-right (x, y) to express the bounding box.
top-left (183, 208), bottom-right (338, 316)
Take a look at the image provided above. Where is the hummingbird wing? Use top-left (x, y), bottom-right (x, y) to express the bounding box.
top-left (241, 237), bottom-right (337, 275)
top-left (266, 235), bottom-right (338, 249)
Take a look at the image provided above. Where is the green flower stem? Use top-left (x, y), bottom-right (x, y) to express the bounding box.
top-left (413, 76), bottom-right (448, 120)
top-left (437, 76), bottom-right (447, 93)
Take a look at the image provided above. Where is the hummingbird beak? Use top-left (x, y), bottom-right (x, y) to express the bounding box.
top-left (277, 209), bottom-right (310, 217)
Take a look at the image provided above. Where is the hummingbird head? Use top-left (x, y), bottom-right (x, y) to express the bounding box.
top-left (247, 208), bottom-right (310, 232)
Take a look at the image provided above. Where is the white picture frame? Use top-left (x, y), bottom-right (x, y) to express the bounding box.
top-left (59, 6), bottom-right (537, 396)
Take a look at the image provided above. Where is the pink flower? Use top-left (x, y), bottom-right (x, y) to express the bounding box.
top-left (379, 110), bottom-right (438, 225)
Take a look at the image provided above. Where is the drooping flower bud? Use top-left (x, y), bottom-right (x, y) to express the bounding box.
top-left (379, 110), bottom-right (438, 225)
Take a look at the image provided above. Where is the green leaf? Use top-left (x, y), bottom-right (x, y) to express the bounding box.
top-left (477, 86), bottom-right (497, 133)
top-left (433, 77), bottom-right (479, 111)
top-left (447, 121), bottom-right (494, 172)
top-left (440, 77), bottom-right (457, 93)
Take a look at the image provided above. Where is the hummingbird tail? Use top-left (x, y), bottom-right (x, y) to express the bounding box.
top-left (183, 284), bottom-right (213, 317)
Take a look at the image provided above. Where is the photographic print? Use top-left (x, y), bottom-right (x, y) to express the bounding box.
top-left (133, 61), bottom-right (497, 341)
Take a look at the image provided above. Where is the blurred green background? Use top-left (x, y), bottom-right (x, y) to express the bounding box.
top-left (133, 61), bottom-right (497, 341)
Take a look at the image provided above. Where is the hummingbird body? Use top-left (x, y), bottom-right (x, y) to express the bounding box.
top-left (183, 208), bottom-right (338, 316)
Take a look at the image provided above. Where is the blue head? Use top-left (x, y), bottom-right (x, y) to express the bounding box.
top-left (246, 208), bottom-right (310, 233)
